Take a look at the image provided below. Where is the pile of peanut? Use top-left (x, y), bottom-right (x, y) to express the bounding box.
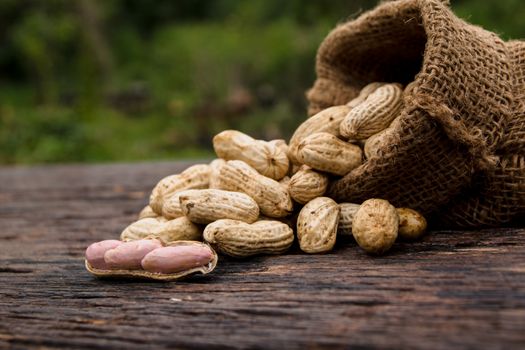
top-left (85, 82), bottom-right (427, 281)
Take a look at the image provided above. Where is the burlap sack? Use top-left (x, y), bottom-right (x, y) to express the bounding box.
top-left (306, 0), bottom-right (525, 227)
top-left (438, 40), bottom-right (525, 227)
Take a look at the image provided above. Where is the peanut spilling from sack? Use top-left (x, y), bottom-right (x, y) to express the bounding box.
top-left (213, 130), bottom-right (289, 180)
top-left (216, 160), bottom-right (293, 218)
top-left (86, 81), bottom-right (431, 281)
top-left (179, 189), bottom-right (259, 224)
top-left (208, 158), bottom-right (226, 189)
top-left (203, 219), bottom-right (294, 257)
top-left (289, 165), bottom-right (328, 204)
top-left (352, 199), bottom-right (399, 255)
top-left (338, 203), bottom-right (361, 236)
top-left (120, 216), bottom-right (202, 243)
top-left (288, 105), bottom-right (350, 164)
top-left (297, 132), bottom-right (362, 175)
top-left (397, 208), bottom-right (427, 240)
top-left (149, 164), bottom-right (211, 214)
top-left (346, 82), bottom-right (385, 108)
top-left (297, 197), bottom-right (339, 253)
top-left (340, 83), bottom-right (403, 140)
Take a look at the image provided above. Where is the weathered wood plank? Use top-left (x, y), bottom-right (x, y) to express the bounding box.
top-left (1, 162), bottom-right (524, 349)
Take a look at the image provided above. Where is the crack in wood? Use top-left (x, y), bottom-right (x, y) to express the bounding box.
top-left (0, 267), bottom-right (33, 274)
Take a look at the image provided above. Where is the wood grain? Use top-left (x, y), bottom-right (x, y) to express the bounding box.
top-left (1, 162), bottom-right (524, 349)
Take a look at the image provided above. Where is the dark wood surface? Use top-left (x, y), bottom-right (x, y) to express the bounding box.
top-left (1, 161), bottom-right (524, 350)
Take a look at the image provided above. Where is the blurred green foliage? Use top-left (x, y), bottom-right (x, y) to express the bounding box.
top-left (0, 0), bottom-right (523, 164)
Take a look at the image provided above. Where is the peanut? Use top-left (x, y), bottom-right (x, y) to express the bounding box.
top-left (85, 240), bottom-right (218, 281)
top-left (216, 160), bottom-right (293, 218)
top-left (397, 208), bottom-right (427, 240)
top-left (213, 130), bottom-right (289, 180)
top-left (340, 83), bottom-right (403, 140)
top-left (203, 219), bottom-right (294, 257)
top-left (288, 105), bottom-right (351, 164)
top-left (120, 217), bottom-right (165, 241)
top-left (352, 199), bottom-right (399, 254)
top-left (363, 116), bottom-right (399, 159)
top-left (346, 82), bottom-right (386, 108)
top-left (162, 192), bottom-right (185, 219)
top-left (104, 239), bottom-right (163, 270)
top-left (296, 197), bottom-right (339, 253)
top-left (269, 139), bottom-right (289, 158)
top-left (289, 165), bottom-right (329, 204)
top-left (121, 217), bottom-right (202, 243)
top-left (279, 176), bottom-right (291, 190)
top-left (338, 203), bottom-right (360, 236)
top-left (297, 132), bottom-right (362, 176)
top-left (85, 240), bottom-right (122, 269)
top-left (179, 189), bottom-right (259, 224)
top-left (141, 244), bottom-right (214, 274)
top-left (151, 216), bottom-right (203, 243)
top-left (138, 205), bottom-right (158, 219)
top-left (149, 164), bottom-right (210, 214)
top-left (363, 128), bottom-right (389, 160)
top-left (209, 158), bottom-right (226, 189)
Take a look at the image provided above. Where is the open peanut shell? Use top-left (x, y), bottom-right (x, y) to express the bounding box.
top-left (85, 240), bottom-right (218, 281)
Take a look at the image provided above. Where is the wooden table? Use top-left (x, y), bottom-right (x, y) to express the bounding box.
top-left (1, 162), bottom-right (524, 349)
